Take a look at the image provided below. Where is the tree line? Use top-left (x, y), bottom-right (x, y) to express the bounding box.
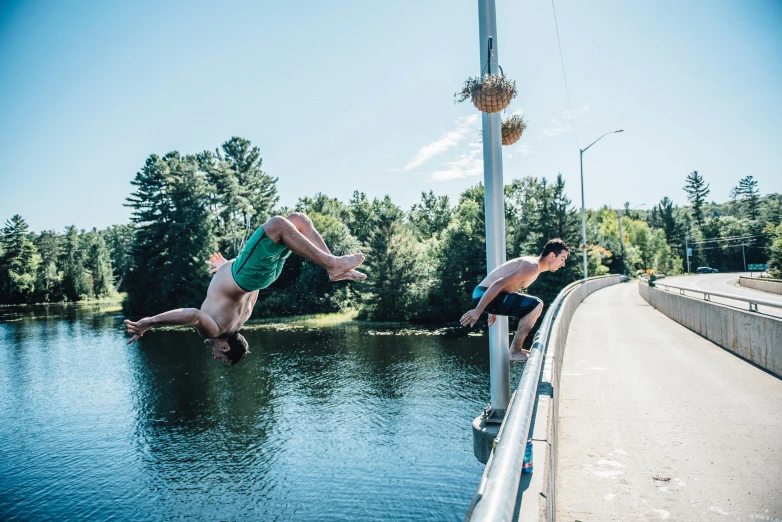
top-left (2, 137), bottom-right (781, 323)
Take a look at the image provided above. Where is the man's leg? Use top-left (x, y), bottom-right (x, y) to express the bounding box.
top-left (262, 216), bottom-right (365, 279)
top-left (286, 212), bottom-right (331, 254)
top-left (286, 212), bottom-right (366, 281)
top-left (508, 299), bottom-right (543, 362)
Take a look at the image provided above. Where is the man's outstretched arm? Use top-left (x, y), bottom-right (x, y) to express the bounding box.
top-left (124, 308), bottom-right (219, 345)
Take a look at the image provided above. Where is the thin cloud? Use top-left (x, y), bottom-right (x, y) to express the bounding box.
top-left (545, 103), bottom-right (591, 135)
top-left (403, 114), bottom-right (479, 171)
top-left (563, 103), bottom-right (591, 120)
top-left (428, 141), bottom-right (483, 181)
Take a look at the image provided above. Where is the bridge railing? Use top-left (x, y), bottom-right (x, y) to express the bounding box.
top-left (465, 275), bottom-right (619, 522)
top-left (642, 278), bottom-right (782, 313)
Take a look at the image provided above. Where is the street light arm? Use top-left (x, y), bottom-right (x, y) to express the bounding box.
top-left (581, 129), bottom-right (623, 154)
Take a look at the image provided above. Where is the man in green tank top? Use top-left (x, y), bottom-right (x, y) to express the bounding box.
top-left (124, 212), bottom-right (366, 364)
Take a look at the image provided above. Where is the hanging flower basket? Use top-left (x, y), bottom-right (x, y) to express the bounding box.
top-left (455, 73), bottom-right (517, 114)
top-left (501, 115), bottom-right (527, 146)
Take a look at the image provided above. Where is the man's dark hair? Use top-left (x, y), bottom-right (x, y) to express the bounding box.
top-left (225, 332), bottom-right (250, 365)
top-left (541, 238), bottom-right (570, 258)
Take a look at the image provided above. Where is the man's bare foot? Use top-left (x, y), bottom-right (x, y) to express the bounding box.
top-left (508, 347), bottom-right (530, 363)
top-left (327, 253), bottom-right (365, 279)
top-left (329, 269), bottom-right (367, 282)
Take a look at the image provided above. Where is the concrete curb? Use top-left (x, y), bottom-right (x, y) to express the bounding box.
top-left (639, 281), bottom-right (782, 378)
top-left (739, 276), bottom-right (782, 295)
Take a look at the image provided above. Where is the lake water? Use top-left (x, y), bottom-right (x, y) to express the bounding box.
top-left (0, 304), bottom-right (516, 521)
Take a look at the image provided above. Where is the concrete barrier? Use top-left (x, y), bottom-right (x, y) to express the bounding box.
top-left (639, 282), bottom-right (782, 378)
top-left (739, 276), bottom-right (782, 295)
top-left (519, 275), bottom-right (621, 522)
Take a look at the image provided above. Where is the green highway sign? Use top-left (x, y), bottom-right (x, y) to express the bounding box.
top-left (748, 264), bottom-right (768, 271)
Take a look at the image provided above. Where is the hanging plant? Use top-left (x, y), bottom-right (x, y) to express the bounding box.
top-left (455, 73), bottom-right (517, 114)
top-left (454, 36), bottom-right (517, 114)
top-left (501, 115), bottom-right (527, 146)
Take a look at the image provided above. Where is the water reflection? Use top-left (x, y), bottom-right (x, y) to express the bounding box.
top-left (0, 306), bottom-right (494, 521)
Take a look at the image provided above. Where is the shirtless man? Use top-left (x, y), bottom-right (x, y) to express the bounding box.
top-left (124, 212), bottom-right (366, 364)
top-left (459, 238), bottom-right (570, 362)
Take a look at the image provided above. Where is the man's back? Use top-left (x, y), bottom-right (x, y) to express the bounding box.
top-left (199, 261), bottom-right (253, 337)
top-left (478, 256), bottom-right (540, 292)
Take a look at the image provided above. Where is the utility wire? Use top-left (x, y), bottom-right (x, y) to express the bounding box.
top-left (550, 0), bottom-right (579, 148)
top-left (693, 243), bottom-right (765, 252)
top-left (685, 234), bottom-right (768, 245)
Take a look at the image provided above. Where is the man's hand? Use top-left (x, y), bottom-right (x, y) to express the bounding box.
top-left (487, 314), bottom-right (497, 327)
top-left (205, 252), bottom-right (228, 275)
top-left (124, 318), bottom-right (152, 345)
top-left (460, 309), bottom-right (483, 328)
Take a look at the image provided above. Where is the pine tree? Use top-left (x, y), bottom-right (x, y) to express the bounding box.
top-left (0, 215), bottom-right (39, 303)
top-left (200, 138), bottom-right (279, 256)
top-left (347, 190), bottom-right (374, 245)
top-left (125, 152), bottom-right (216, 314)
top-left (409, 190), bottom-right (453, 240)
top-left (728, 185), bottom-right (740, 216)
top-left (84, 228), bottom-right (115, 298)
top-left (361, 196), bottom-right (409, 319)
top-left (34, 230), bottom-right (63, 302)
top-left (60, 226), bottom-right (92, 301)
top-left (103, 224), bottom-right (134, 292)
top-left (295, 193), bottom-right (351, 223)
top-left (161, 154), bottom-right (216, 308)
top-left (652, 196), bottom-right (683, 251)
top-left (683, 171), bottom-right (710, 229)
top-left (737, 175), bottom-right (760, 221)
top-left (430, 185), bottom-right (486, 322)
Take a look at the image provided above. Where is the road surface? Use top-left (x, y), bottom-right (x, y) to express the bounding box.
top-left (555, 281), bottom-right (782, 521)
top-left (656, 272), bottom-right (782, 319)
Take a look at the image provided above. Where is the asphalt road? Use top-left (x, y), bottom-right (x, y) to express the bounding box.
top-left (655, 272), bottom-right (782, 319)
top-left (555, 281), bottom-right (782, 522)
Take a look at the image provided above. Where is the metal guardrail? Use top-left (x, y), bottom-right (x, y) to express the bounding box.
top-left (465, 275), bottom-right (616, 522)
top-left (641, 278), bottom-right (782, 313)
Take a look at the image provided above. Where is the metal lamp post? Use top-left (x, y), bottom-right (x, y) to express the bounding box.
top-left (471, 0), bottom-right (510, 465)
top-left (580, 129), bottom-right (624, 279)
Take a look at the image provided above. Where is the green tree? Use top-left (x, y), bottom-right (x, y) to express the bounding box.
top-left (199, 137), bottom-right (278, 257)
top-left (84, 228), bottom-right (115, 298)
top-left (0, 215), bottom-right (39, 303)
top-left (409, 190), bottom-right (452, 240)
top-left (104, 224), bottom-right (135, 292)
top-left (125, 152), bottom-right (216, 314)
top-left (360, 196), bottom-right (414, 320)
top-left (34, 230), bottom-right (63, 302)
top-left (60, 226), bottom-right (92, 301)
top-left (429, 185), bottom-right (486, 322)
top-left (684, 170), bottom-right (710, 229)
top-left (347, 190), bottom-right (374, 245)
top-left (766, 223), bottom-right (782, 278)
top-left (737, 175), bottom-right (760, 221)
top-left (295, 193), bottom-right (351, 223)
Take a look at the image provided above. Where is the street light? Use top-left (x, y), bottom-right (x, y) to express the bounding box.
top-left (580, 129), bottom-right (624, 279)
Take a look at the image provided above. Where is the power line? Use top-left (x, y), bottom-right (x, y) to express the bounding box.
top-left (685, 234), bottom-right (768, 246)
top-left (692, 243), bottom-right (765, 252)
top-left (550, 0), bottom-right (579, 148)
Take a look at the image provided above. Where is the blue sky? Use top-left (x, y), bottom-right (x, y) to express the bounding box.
top-left (1, 0), bottom-right (781, 232)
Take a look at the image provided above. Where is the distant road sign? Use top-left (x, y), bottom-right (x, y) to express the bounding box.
top-left (748, 264), bottom-right (768, 271)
